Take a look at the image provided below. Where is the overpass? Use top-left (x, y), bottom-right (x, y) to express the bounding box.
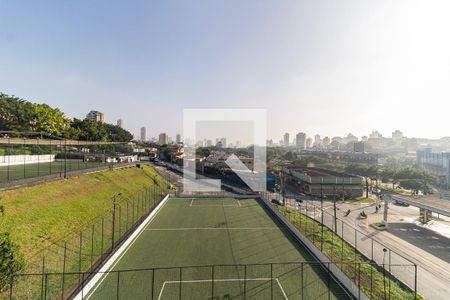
top-left (388, 193), bottom-right (450, 223)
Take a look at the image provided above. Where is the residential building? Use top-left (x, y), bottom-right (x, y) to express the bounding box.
top-left (283, 167), bottom-right (363, 198)
top-left (314, 134), bottom-right (321, 147)
top-left (140, 127), bottom-right (146, 142)
top-left (283, 133), bottom-right (290, 146)
top-left (159, 133), bottom-right (168, 145)
top-left (176, 134), bottom-right (181, 144)
top-left (417, 148), bottom-right (450, 187)
top-left (306, 138), bottom-right (312, 149)
top-left (392, 130), bottom-right (404, 141)
top-left (86, 110), bottom-right (105, 123)
top-left (296, 132), bottom-right (306, 149)
top-left (117, 119), bottom-right (123, 128)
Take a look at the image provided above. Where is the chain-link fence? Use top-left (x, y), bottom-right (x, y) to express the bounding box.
top-left (8, 262), bottom-right (400, 300)
top-left (0, 132), bottom-right (136, 187)
top-left (7, 183), bottom-right (170, 300)
top-left (259, 192), bottom-right (419, 300)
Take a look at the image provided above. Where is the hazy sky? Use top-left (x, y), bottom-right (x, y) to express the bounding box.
top-left (1, 0), bottom-right (449, 141)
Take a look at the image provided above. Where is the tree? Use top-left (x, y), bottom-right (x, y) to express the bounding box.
top-left (345, 164), bottom-right (378, 198)
top-left (0, 93), bottom-right (71, 136)
top-left (395, 167), bottom-right (437, 194)
top-left (0, 204), bottom-right (25, 292)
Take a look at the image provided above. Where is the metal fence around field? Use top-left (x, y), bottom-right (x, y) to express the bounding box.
top-left (8, 261), bottom-right (414, 300)
top-left (8, 184), bottom-right (171, 300)
top-left (0, 132), bottom-right (135, 187)
top-left (259, 192), bottom-right (419, 300)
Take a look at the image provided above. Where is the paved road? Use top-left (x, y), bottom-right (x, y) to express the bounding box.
top-left (283, 196), bottom-right (450, 300)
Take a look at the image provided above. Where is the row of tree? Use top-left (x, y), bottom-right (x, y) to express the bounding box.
top-left (345, 164), bottom-right (437, 197)
top-left (0, 93), bottom-right (133, 142)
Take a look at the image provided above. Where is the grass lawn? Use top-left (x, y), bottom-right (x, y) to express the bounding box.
top-left (0, 165), bottom-right (170, 260)
top-left (0, 160), bottom-right (106, 183)
top-left (69, 198), bottom-right (351, 300)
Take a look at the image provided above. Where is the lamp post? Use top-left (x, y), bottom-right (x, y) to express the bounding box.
top-left (111, 193), bottom-right (122, 248)
top-left (383, 248), bottom-right (387, 299)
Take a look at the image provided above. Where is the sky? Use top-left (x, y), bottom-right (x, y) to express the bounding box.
top-left (1, 0), bottom-right (450, 143)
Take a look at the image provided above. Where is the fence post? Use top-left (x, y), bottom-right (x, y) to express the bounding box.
top-left (327, 262), bottom-right (331, 300)
top-left (91, 224), bottom-right (95, 271)
top-left (78, 231), bottom-right (83, 287)
top-left (62, 242), bottom-right (67, 299)
top-left (388, 249), bottom-right (392, 299)
top-left (358, 263), bottom-right (361, 299)
top-left (152, 269), bottom-right (155, 300)
top-left (270, 263), bottom-right (273, 299)
top-left (9, 274), bottom-right (14, 300)
top-left (301, 262), bottom-right (304, 300)
top-left (101, 217), bottom-right (104, 258)
top-left (211, 266), bottom-right (215, 299)
top-left (414, 264), bottom-right (417, 300)
top-left (244, 264), bottom-right (247, 299)
top-left (179, 267), bottom-right (182, 300)
top-left (118, 205), bottom-right (122, 238)
top-left (116, 271), bottom-right (120, 300)
top-left (41, 256), bottom-right (45, 300)
top-left (44, 273), bottom-right (49, 300)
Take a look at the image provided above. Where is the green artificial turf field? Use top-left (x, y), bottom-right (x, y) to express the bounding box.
top-left (0, 161), bottom-right (105, 183)
top-left (82, 198), bottom-right (350, 300)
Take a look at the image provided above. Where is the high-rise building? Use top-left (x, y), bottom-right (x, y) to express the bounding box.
top-left (306, 138), bottom-right (312, 149)
top-left (140, 127), bottom-right (146, 142)
top-left (176, 134), bottom-right (181, 144)
top-left (323, 136), bottom-right (331, 147)
top-left (296, 132), bottom-right (306, 149)
top-left (314, 134), bottom-right (321, 146)
top-left (117, 119), bottom-right (123, 128)
top-left (392, 130), bottom-right (404, 141)
top-left (283, 133), bottom-right (290, 146)
top-left (86, 110), bottom-right (105, 123)
top-left (159, 133), bottom-right (168, 145)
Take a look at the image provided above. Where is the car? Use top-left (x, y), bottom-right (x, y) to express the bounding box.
top-left (394, 200), bottom-right (410, 207)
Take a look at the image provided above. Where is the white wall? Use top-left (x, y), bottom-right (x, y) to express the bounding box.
top-left (0, 154), bottom-right (56, 166)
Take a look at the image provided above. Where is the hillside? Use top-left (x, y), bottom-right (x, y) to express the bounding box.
top-left (0, 165), bottom-right (170, 260)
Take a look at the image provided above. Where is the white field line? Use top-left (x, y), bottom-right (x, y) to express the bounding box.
top-left (189, 199), bottom-right (241, 207)
top-left (275, 278), bottom-right (288, 300)
top-left (191, 205), bottom-right (240, 207)
top-left (157, 278), bottom-right (288, 300)
top-left (145, 227), bottom-right (285, 231)
top-left (74, 195), bottom-right (170, 300)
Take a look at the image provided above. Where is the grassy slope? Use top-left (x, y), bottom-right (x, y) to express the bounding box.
top-left (0, 165), bottom-right (169, 259)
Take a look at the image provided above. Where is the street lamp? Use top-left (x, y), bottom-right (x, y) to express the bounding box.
top-left (111, 193), bottom-right (122, 248)
top-left (382, 248), bottom-right (387, 299)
